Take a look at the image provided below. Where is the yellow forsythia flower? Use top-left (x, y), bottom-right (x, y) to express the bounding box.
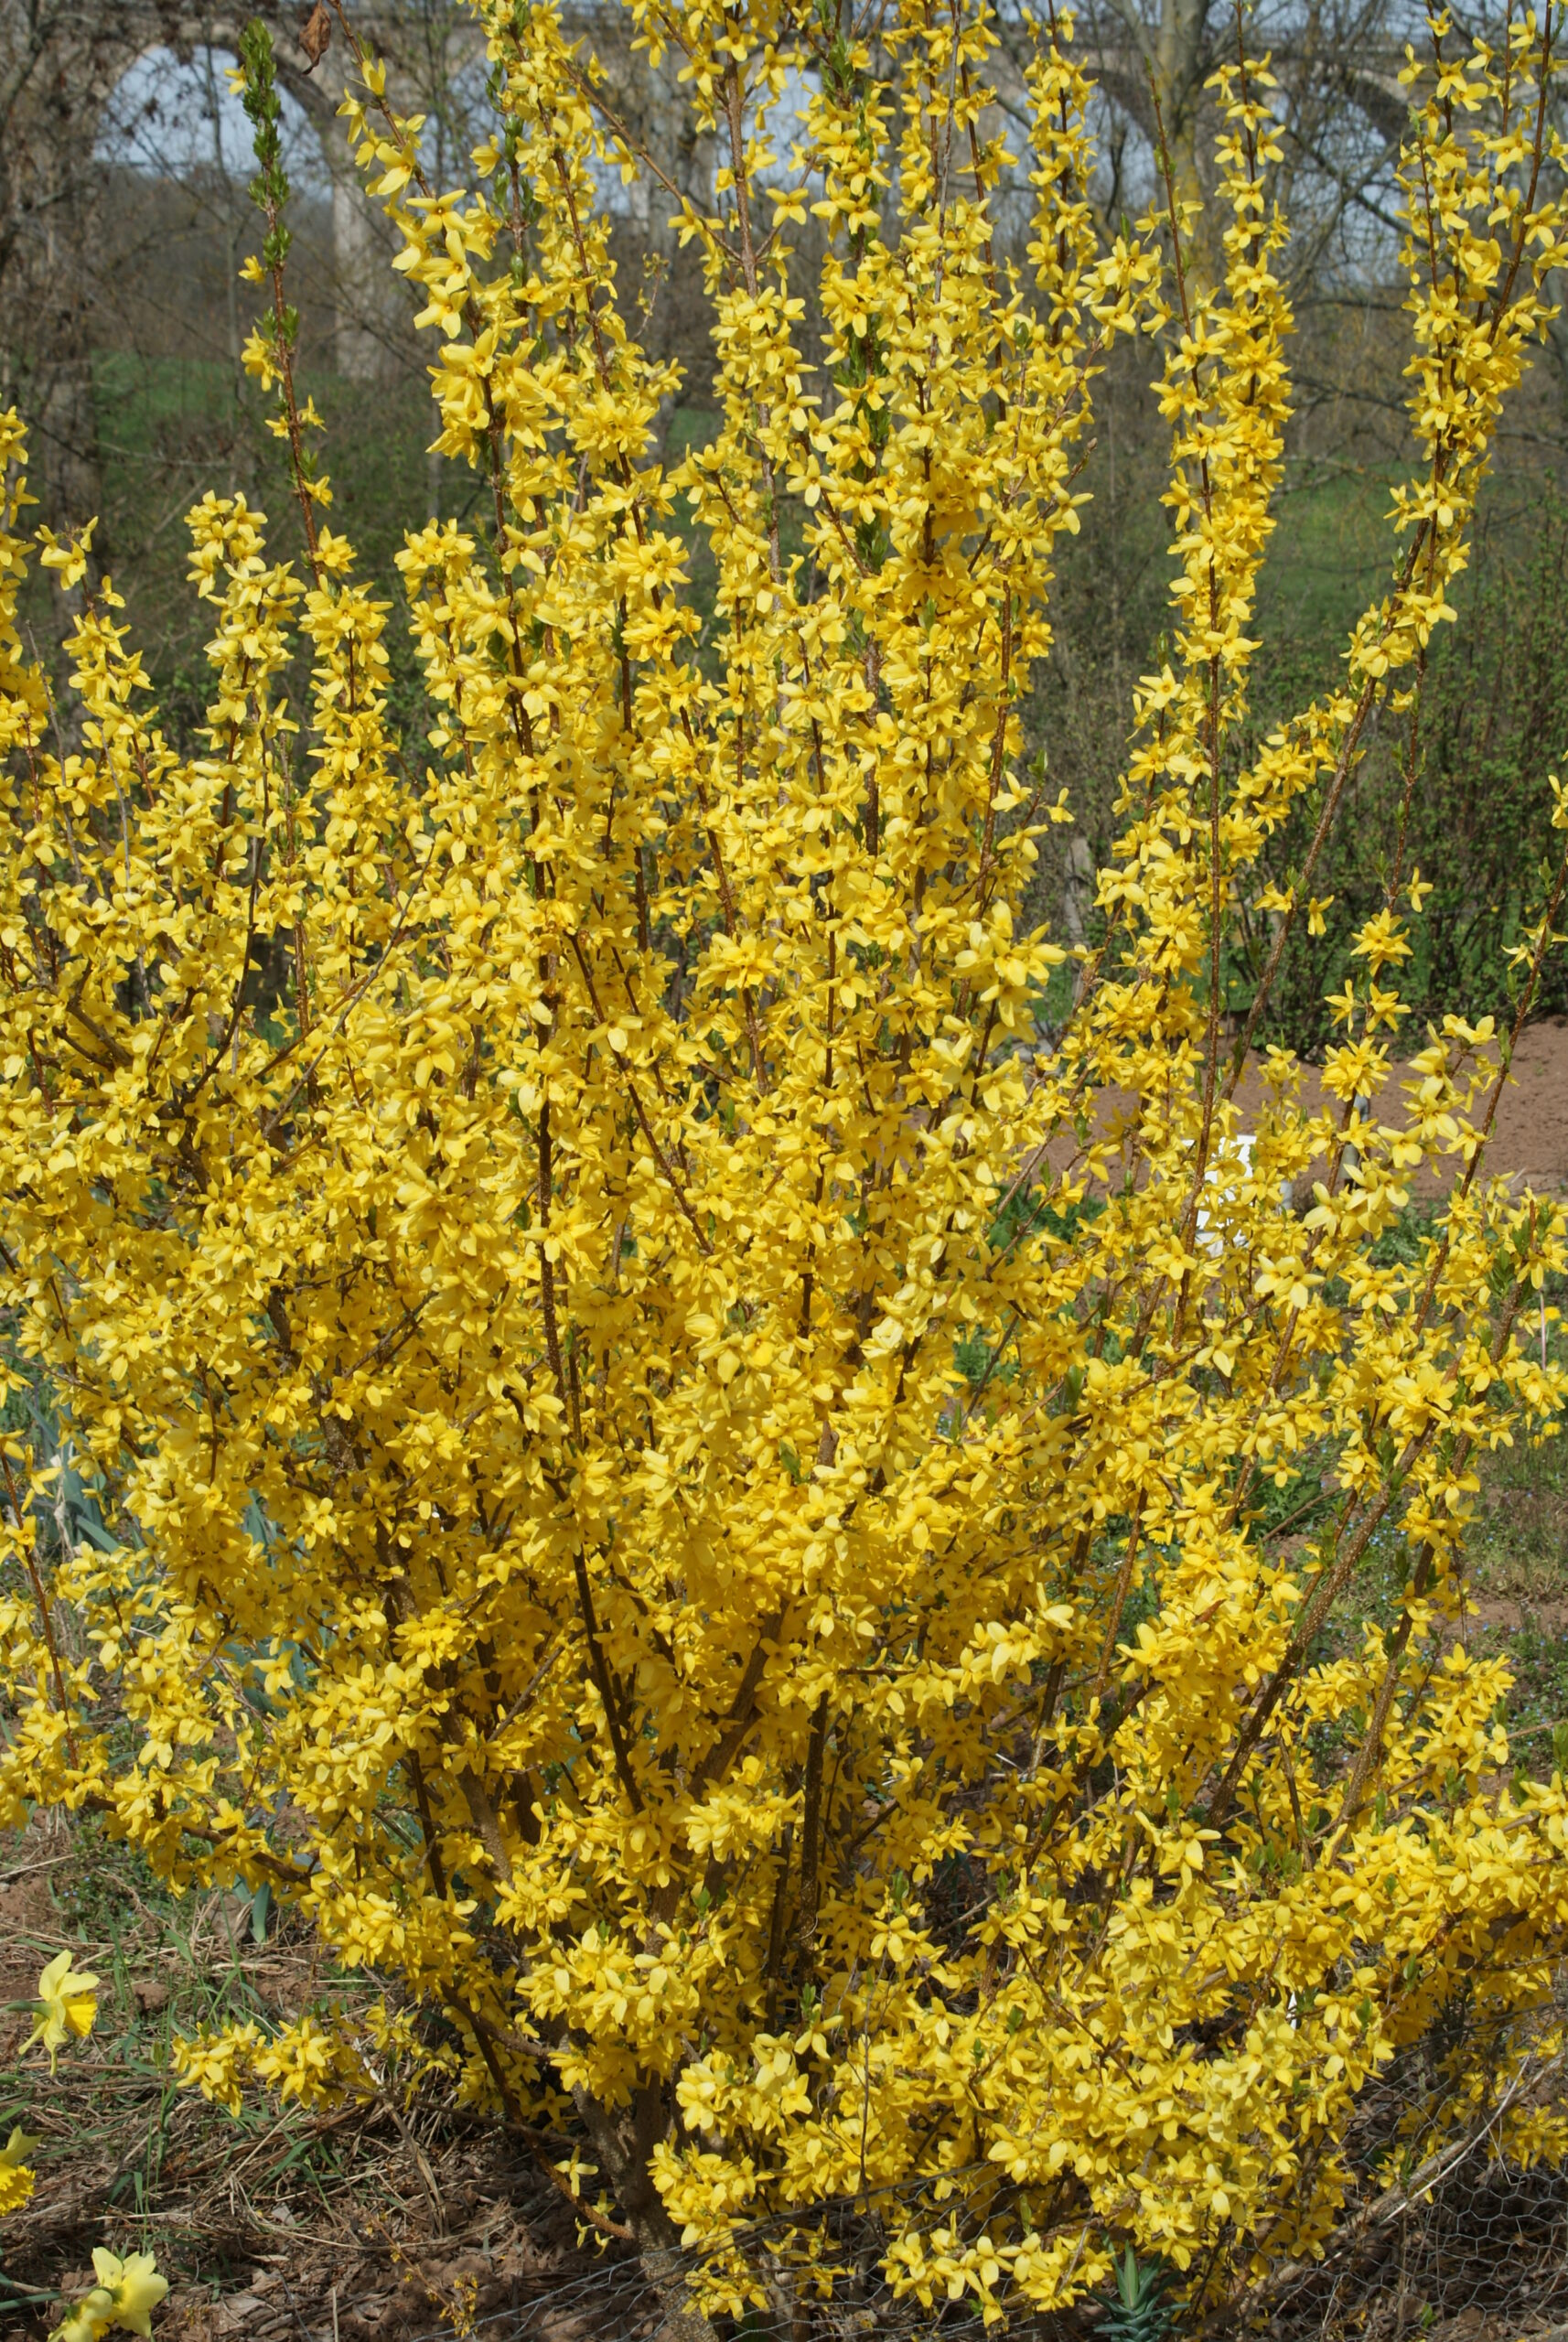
top-left (33, 518), bottom-right (94, 590)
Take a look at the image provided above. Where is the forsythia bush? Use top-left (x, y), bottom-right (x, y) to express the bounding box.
top-left (3, 0), bottom-right (1568, 2322)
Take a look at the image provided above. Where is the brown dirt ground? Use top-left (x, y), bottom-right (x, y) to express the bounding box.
top-left (1481, 1015), bottom-right (1568, 1185)
top-left (1266, 1012), bottom-right (1568, 1190)
top-left (1050, 1014), bottom-right (1568, 1194)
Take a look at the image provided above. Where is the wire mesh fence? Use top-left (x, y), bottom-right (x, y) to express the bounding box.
top-left (9, 2068), bottom-right (1568, 2340)
top-left (220, 2133), bottom-right (1568, 2342)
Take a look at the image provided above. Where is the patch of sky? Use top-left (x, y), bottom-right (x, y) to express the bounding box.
top-left (95, 44), bottom-right (329, 197)
top-left (586, 59), bottom-right (823, 217)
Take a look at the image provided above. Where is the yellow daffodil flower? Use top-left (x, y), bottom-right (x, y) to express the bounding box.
top-left (55, 2251), bottom-right (168, 2342)
top-left (0, 2123), bottom-right (36, 2218)
top-left (24, 1952), bottom-right (100, 2073)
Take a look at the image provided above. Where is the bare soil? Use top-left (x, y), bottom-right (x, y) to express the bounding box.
top-left (1048, 1014), bottom-right (1568, 1194)
top-left (1483, 1016), bottom-right (1568, 1185)
top-left (1275, 1011), bottom-right (1568, 1190)
top-left (0, 1811), bottom-right (617, 2342)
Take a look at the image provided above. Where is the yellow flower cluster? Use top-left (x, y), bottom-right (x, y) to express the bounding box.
top-left (3, 0), bottom-right (1568, 2321)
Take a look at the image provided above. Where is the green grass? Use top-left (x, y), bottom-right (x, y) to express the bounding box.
top-left (1254, 463), bottom-right (1406, 648)
top-left (1456, 1413), bottom-right (1568, 1753)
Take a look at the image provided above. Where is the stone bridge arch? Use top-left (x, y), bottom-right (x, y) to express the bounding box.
top-left (4, 2), bottom-right (666, 384)
top-left (75, 5), bottom-right (482, 381)
top-left (0, 1), bottom-right (399, 535)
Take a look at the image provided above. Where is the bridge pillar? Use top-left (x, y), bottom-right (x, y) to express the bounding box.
top-left (330, 171), bottom-right (397, 380)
